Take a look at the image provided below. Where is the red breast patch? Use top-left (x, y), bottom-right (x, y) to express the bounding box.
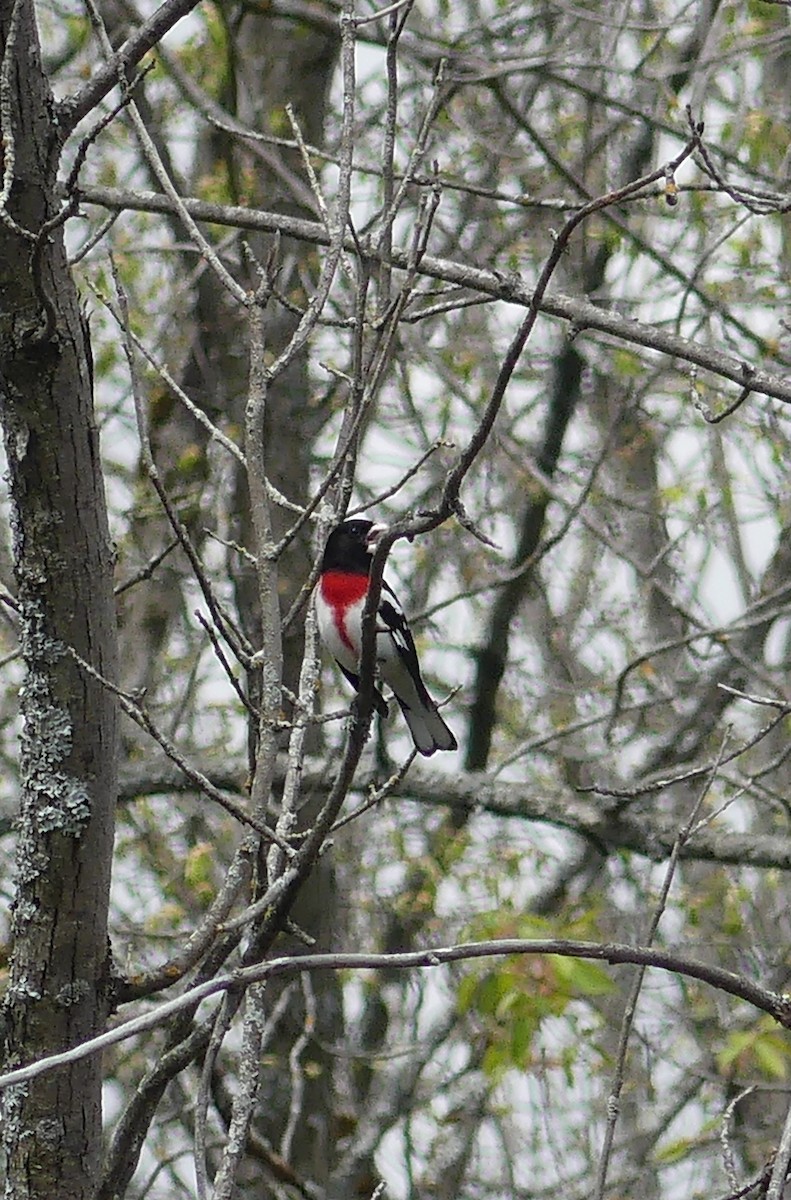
top-left (320, 570), bottom-right (368, 653)
top-left (320, 570), bottom-right (368, 607)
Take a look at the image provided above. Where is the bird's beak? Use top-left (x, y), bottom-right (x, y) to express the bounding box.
top-left (365, 523), bottom-right (388, 553)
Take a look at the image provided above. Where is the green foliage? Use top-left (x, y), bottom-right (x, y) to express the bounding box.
top-left (177, 7), bottom-right (232, 99)
top-left (717, 1018), bottom-right (791, 1081)
top-left (457, 913), bottom-right (614, 1077)
top-left (654, 1132), bottom-right (705, 1165)
top-left (612, 348), bottom-right (644, 379)
top-left (184, 842), bottom-right (216, 904)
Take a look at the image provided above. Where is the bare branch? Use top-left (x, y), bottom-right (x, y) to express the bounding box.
top-left (70, 184), bottom-right (791, 403)
top-left (3, 937), bottom-right (791, 1094)
top-left (117, 752), bottom-right (791, 873)
top-left (58, 0), bottom-right (205, 133)
top-left (594, 733), bottom-right (731, 1199)
top-left (767, 1099), bottom-right (791, 1200)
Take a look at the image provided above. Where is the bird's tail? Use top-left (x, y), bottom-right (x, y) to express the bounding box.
top-left (398, 699), bottom-right (457, 756)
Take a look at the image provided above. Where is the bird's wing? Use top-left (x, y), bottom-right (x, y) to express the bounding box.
top-left (376, 578), bottom-right (435, 709)
top-left (378, 580), bottom-right (420, 671)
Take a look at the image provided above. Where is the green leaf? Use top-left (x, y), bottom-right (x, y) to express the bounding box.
top-left (753, 1034), bottom-right (791, 1080)
top-left (717, 1022), bottom-right (791, 1080)
top-left (550, 956), bottom-right (616, 999)
top-left (717, 1029), bottom-right (755, 1072)
top-left (655, 1136), bottom-right (697, 1165)
top-left (510, 1013), bottom-right (538, 1066)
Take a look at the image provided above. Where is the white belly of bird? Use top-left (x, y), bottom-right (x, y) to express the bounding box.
top-left (317, 593), bottom-right (423, 711)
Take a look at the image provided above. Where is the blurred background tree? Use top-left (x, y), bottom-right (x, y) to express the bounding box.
top-left (4, 0), bottom-right (791, 1197)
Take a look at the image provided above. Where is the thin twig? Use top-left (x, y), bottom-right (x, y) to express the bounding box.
top-left (66, 639), bottom-right (290, 847)
top-left (194, 992), bottom-right (236, 1200)
top-left (767, 1094), bottom-right (791, 1200)
top-left (330, 749), bottom-right (417, 832)
top-left (261, 0), bottom-right (358, 388)
top-left (109, 256), bottom-right (253, 666)
top-left (347, 441), bottom-right (452, 515)
top-left (114, 538), bottom-right (179, 596)
top-left (195, 609), bottom-right (256, 718)
top-left (59, 0), bottom-right (205, 132)
top-left (89, 281), bottom-right (250, 473)
top-left (118, 839), bottom-right (255, 1003)
top-left (375, 0), bottom-right (414, 304)
top-left (720, 1087), bottom-right (756, 1192)
top-left (593, 731), bottom-right (731, 1200)
top-left (78, 0), bottom-right (249, 308)
top-left (280, 976), bottom-right (316, 1163)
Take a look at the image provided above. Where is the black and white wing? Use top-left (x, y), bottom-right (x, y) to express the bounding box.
top-left (376, 578), bottom-right (457, 756)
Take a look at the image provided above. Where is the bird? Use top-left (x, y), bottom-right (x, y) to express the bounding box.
top-left (316, 518), bottom-right (457, 757)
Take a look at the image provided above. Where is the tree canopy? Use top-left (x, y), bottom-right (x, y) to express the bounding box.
top-left (3, 1), bottom-right (791, 1198)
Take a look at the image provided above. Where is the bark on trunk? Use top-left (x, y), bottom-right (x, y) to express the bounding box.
top-left (0, 4), bottom-right (119, 1197)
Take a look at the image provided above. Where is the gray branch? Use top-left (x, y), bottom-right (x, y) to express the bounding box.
top-left (70, 182), bottom-right (791, 403)
top-left (2, 936), bottom-right (790, 1095)
top-left (116, 755), bottom-right (791, 872)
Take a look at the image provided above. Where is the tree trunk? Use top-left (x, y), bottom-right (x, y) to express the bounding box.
top-left (0, 4), bottom-right (119, 1197)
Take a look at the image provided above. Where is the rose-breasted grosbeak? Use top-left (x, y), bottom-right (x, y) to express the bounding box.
top-left (316, 519), bottom-right (457, 757)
